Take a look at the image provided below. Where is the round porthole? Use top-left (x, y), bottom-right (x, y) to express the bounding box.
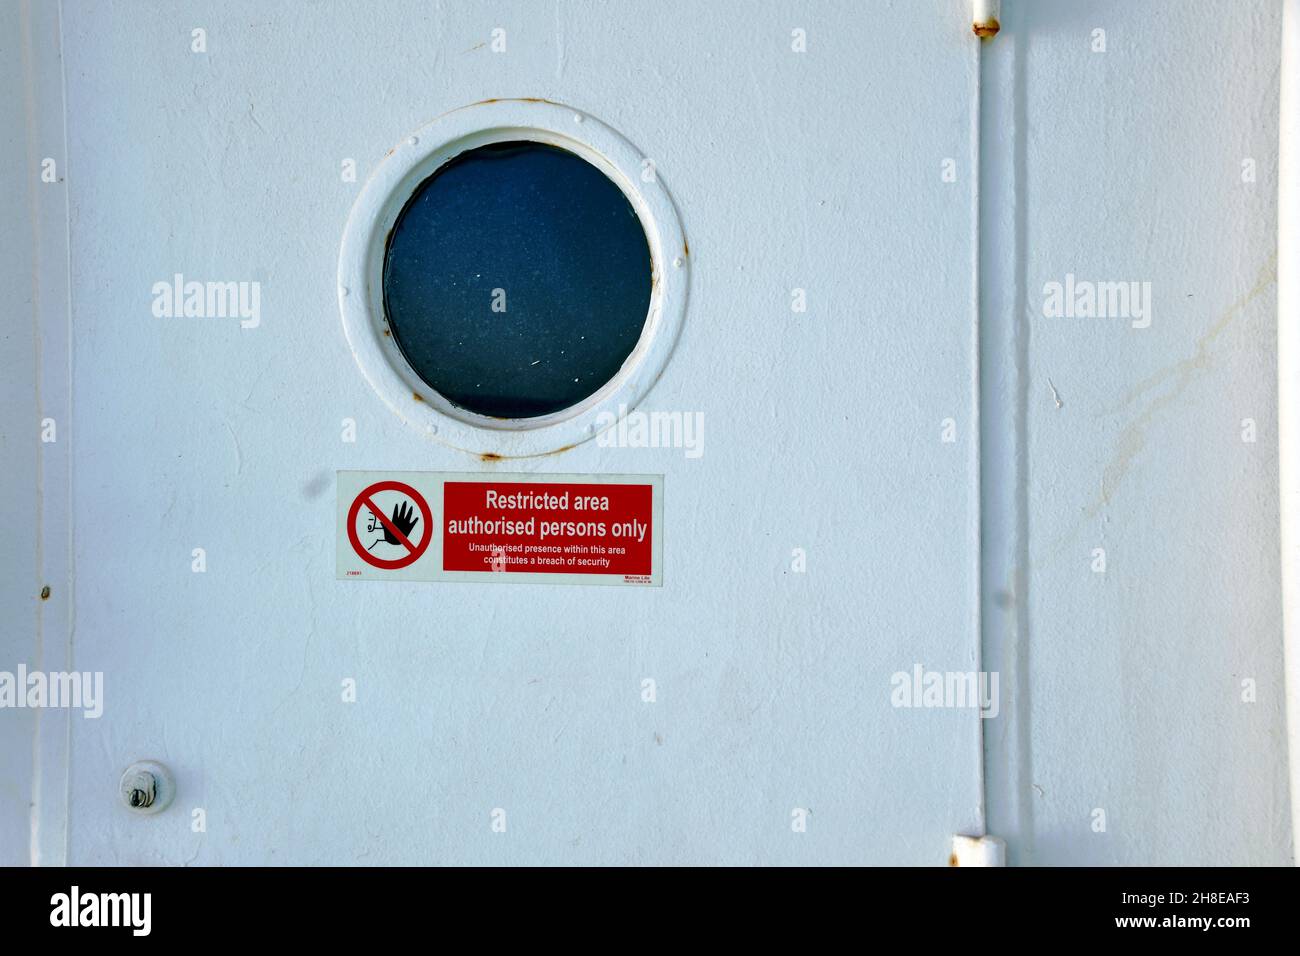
top-left (383, 141), bottom-right (652, 420)
top-left (338, 100), bottom-right (688, 458)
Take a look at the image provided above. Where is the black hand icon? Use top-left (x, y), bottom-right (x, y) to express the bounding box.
top-left (383, 501), bottom-right (419, 545)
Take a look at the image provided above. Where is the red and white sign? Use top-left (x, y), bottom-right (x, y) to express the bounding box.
top-left (443, 480), bottom-right (653, 578)
top-left (337, 471), bottom-right (662, 586)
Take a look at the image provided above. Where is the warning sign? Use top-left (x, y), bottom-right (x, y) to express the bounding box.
top-left (345, 480), bottom-right (432, 570)
top-left (336, 472), bottom-right (663, 586)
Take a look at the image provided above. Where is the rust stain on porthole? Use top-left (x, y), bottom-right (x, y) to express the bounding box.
top-left (471, 97), bottom-right (565, 110)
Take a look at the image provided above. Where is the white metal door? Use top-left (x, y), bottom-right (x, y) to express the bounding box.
top-left (16, 0), bottom-right (983, 865)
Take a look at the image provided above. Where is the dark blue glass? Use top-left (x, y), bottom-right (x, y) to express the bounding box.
top-left (382, 141), bottom-right (652, 419)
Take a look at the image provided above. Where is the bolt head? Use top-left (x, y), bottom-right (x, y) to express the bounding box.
top-left (120, 761), bottom-right (175, 815)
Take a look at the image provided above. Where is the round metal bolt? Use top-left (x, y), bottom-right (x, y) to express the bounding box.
top-left (119, 761), bottom-right (175, 815)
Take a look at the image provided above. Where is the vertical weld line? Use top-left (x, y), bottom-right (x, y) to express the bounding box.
top-left (977, 17), bottom-right (1011, 857)
top-left (1011, 1), bottom-right (1033, 864)
top-left (976, 2), bottom-right (1033, 863)
top-left (20, 0), bottom-right (45, 868)
top-left (56, 0), bottom-right (74, 867)
top-left (971, 30), bottom-right (987, 838)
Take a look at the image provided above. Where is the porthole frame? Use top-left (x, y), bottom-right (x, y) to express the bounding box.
top-left (338, 99), bottom-right (689, 458)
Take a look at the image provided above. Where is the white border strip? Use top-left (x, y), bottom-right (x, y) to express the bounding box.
top-left (1278, 0), bottom-right (1300, 862)
top-left (27, 0), bottom-right (74, 867)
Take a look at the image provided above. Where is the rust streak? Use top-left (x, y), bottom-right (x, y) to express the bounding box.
top-left (470, 97), bottom-right (565, 109)
top-left (472, 442), bottom-right (578, 463)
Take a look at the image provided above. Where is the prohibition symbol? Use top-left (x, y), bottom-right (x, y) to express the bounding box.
top-left (347, 480), bottom-right (433, 570)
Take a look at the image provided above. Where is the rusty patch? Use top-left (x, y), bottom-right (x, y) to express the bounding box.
top-left (682, 239), bottom-right (689, 257)
top-left (948, 853), bottom-right (959, 867)
top-left (471, 97), bottom-right (564, 109)
top-left (472, 442), bottom-right (577, 463)
top-left (412, 392), bottom-right (424, 403)
top-left (973, 19), bottom-right (1000, 38)
top-left (39, 585), bottom-right (50, 601)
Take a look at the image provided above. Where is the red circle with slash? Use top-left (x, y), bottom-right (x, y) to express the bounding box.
top-left (347, 480), bottom-right (433, 570)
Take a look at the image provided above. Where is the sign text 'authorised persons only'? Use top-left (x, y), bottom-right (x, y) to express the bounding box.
top-left (336, 472), bottom-right (663, 586)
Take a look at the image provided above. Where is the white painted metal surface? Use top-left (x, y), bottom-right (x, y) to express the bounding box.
top-left (981, 0), bottom-right (1290, 865)
top-left (2, 0), bottom-right (1292, 866)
